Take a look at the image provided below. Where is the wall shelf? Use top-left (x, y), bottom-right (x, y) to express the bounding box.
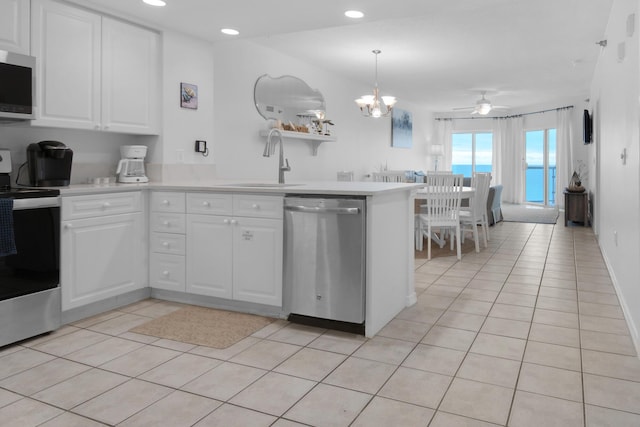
top-left (259, 129), bottom-right (336, 156)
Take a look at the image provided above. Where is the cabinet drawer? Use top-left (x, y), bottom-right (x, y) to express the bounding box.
top-left (150, 213), bottom-right (186, 234)
top-left (62, 192), bottom-right (141, 220)
top-left (151, 192), bottom-right (185, 213)
top-left (150, 253), bottom-right (185, 292)
top-left (233, 195), bottom-right (283, 219)
top-left (187, 193), bottom-right (232, 215)
top-left (150, 232), bottom-right (186, 255)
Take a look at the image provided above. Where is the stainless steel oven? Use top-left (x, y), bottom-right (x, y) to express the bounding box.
top-left (0, 190), bottom-right (61, 347)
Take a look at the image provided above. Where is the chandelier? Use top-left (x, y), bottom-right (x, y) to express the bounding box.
top-left (355, 50), bottom-right (397, 118)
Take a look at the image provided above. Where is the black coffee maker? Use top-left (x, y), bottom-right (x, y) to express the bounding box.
top-left (27, 141), bottom-right (73, 186)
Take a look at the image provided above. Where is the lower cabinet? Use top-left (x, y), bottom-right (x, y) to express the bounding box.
top-left (61, 211), bottom-right (146, 310)
top-left (186, 214), bottom-right (283, 306)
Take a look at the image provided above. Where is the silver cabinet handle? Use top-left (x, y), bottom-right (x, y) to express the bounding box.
top-left (285, 205), bottom-right (360, 214)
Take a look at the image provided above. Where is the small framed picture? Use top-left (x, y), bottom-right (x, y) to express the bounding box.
top-left (180, 82), bottom-right (198, 109)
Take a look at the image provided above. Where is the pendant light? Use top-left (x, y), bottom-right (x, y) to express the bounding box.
top-left (355, 50), bottom-right (397, 118)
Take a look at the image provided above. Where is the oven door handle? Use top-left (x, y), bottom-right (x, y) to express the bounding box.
top-left (11, 196), bottom-right (61, 210)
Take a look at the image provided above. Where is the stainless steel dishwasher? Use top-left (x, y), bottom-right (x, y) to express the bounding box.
top-left (284, 196), bottom-right (366, 334)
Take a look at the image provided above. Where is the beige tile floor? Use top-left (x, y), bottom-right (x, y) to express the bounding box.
top-left (2, 222), bottom-right (640, 426)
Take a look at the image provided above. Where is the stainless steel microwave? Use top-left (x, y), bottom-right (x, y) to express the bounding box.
top-left (0, 50), bottom-right (35, 122)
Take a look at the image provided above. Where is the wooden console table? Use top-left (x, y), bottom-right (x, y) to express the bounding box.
top-left (564, 190), bottom-right (589, 226)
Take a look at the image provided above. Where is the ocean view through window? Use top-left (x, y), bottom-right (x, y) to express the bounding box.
top-left (526, 129), bottom-right (556, 206)
top-left (451, 130), bottom-right (557, 206)
top-left (451, 132), bottom-right (492, 177)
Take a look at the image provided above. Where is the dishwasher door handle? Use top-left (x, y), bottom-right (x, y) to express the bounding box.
top-left (285, 205), bottom-right (360, 215)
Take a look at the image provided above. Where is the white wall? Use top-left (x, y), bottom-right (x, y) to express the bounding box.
top-left (159, 31), bottom-right (215, 166)
top-left (211, 39), bottom-right (432, 182)
top-left (589, 0), bottom-right (640, 349)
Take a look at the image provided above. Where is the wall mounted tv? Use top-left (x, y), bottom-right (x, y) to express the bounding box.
top-left (583, 109), bottom-right (593, 144)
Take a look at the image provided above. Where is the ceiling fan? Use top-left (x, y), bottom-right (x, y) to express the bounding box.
top-left (453, 92), bottom-right (509, 115)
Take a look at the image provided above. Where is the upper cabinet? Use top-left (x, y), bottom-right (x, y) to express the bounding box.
top-left (0, 0), bottom-right (30, 54)
top-left (30, 0), bottom-right (161, 135)
top-left (101, 18), bottom-right (160, 134)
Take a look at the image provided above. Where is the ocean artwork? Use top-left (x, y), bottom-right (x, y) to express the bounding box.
top-left (391, 108), bottom-right (412, 148)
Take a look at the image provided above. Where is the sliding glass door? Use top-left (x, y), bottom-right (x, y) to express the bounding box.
top-left (525, 129), bottom-right (556, 206)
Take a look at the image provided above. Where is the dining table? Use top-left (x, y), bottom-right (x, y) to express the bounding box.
top-left (414, 186), bottom-right (476, 249)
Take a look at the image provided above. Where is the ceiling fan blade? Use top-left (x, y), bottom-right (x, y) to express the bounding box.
top-left (453, 106), bottom-right (474, 111)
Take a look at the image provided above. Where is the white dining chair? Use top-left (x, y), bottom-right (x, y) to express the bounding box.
top-left (416, 173), bottom-right (463, 260)
top-left (460, 172), bottom-right (491, 252)
top-left (372, 171), bottom-right (406, 182)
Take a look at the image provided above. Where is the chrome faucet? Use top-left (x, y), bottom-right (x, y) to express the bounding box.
top-left (263, 128), bottom-right (291, 184)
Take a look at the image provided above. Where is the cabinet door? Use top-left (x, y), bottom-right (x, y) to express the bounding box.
top-left (233, 217), bottom-right (283, 307)
top-left (31, 0), bottom-right (101, 129)
top-left (101, 17), bottom-right (160, 134)
top-left (60, 212), bottom-right (144, 310)
top-left (186, 214), bottom-right (233, 299)
top-left (0, 0), bottom-right (29, 54)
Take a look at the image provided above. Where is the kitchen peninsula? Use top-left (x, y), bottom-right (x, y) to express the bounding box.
top-left (59, 180), bottom-right (423, 337)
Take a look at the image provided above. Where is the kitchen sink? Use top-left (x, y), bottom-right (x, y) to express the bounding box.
top-left (220, 183), bottom-right (304, 188)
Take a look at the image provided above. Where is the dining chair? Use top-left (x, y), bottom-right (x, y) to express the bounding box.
top-left (416, 173), bottom-right (463, 260)
top-left (372, 171), bottom-right (406, 182)
top-left (460, 172), bottom-right (491, 252)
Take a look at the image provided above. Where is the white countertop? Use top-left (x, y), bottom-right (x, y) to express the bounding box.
top-left (57, 180), bottom-right (425, 197)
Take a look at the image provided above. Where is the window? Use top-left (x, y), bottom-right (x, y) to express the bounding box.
top-left (525, 129), bottom-right (556, 206)
top-left (451, 132), bottom-right (492, 177)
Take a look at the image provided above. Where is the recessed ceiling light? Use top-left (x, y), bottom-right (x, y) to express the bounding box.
top-left (221, 28), bottom-right (240, 36)
top-left (143, 0), bottom-right (166, 6)
top-left (345, 10), bottom-right (364, 19)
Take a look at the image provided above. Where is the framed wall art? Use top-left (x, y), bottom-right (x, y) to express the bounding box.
top-left (391, 108), bottom-right (413, 148)
top-left (180, 82), bottom-right (198, 109)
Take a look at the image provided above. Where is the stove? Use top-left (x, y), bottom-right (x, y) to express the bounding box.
top-left (0, 178), bottom-right (62, 347)
top-left (0, 187), bottom-right (61, 199)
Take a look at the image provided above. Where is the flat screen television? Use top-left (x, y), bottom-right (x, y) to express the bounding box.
top-left (583, 109), bottom-right (593, 144)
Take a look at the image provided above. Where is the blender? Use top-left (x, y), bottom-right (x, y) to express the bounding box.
top-left (116, 145), bottom-right (149, 183)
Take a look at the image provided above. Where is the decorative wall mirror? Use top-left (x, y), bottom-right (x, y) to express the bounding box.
top-left (254, 74), bottom-right (326, 124)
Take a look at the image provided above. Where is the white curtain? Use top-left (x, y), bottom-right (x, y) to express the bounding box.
top-left (555, 108), bottom-right (573, 209)
top-left (501, 116), bottom-right (525, 204)
top-left (491, 119), bottom-right (506, 185)
top-left (434, 119), bottom-right (453, 171)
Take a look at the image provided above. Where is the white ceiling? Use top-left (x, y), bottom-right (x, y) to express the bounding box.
top-left (78, 0), bottom-right (613, 115)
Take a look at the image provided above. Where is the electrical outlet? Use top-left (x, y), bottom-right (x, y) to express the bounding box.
top-left (176, 149), bottom-right (184, 163)
top-left (195, 140), bottom-right (206, 153)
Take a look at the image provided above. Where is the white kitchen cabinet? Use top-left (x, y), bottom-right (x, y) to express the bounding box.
top-left (61, 192), bottom-right (146, 311)
top-left (186, 214), bottom-right (233, 299)
top-left (149, 192), bottom-right (186, 292)
top-left (232, 216), bottom-right (283, 306)
top-left (186, 193), bottom-right (284, 307)
top-left (30, 0), bottom-right (160, 134)
top-left (0, 0), bottom-right (30, 54)
top-left (101, 17), bottom-right (160, 134)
